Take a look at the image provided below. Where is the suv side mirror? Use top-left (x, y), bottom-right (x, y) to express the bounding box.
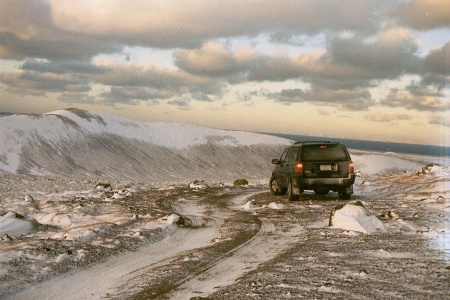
top-left (271, 159), bottom-right (280, 165)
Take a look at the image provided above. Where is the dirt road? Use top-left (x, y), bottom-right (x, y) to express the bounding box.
top-left (3, 173), bottom-right (449, 299)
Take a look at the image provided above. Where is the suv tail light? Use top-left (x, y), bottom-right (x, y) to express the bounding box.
top-left (349, 162), bottom-right (355, 174)
top-left (295, 163), bottom-right (303, 175)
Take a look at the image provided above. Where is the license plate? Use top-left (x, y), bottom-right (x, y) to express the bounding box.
top-left (320, 165), bottom-right (332, 171)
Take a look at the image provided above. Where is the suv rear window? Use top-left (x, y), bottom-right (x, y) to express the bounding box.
top-left (301, 144), bottom-right (349, 161)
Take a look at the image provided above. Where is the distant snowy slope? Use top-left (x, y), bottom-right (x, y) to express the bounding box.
top-left (44, 109), bottom-right (289, 149)
top-left (0, 108), bottom-right (290, 181)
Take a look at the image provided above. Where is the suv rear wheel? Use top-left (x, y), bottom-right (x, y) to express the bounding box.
top-left (338, 188), bottom-right (351, 200)
top-left (269, 176), bottom-right (286, 196)
top-left (287, 179), bottom-right (299, 201)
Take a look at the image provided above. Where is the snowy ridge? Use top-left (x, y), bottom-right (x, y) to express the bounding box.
top-left (0, 108), bottom-right (290, 180)
top-left (44, 109), bottom-right (289, 149)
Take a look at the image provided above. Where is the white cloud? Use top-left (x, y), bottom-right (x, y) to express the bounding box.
top-left (376, 25), bottom-right (422, 47)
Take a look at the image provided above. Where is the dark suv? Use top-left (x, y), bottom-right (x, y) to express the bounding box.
top-left (270, 141), bottom-right (355, 200)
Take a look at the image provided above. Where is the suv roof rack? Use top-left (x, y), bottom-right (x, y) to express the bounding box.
top-left (294, 141), bottom-right (336, 145)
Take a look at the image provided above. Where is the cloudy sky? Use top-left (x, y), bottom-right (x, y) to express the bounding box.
top-left (1, 0), bottom-right (449, 146)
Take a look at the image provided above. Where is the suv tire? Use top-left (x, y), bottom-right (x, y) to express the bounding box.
top-left (338, 188), bottom-right (351, 200)
top-left (287, 179), bottom-right (299, 201)
top-left (269, 176), bottom-right (286, 196)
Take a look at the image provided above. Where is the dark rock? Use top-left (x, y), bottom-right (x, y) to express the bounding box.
top-left (24, 194), bottom-right (34, 202)
top-left (233, 178), bottom-right (249, 186)
top-left (388, 211), bottom-right (400, 220)
top-left (12, 212), bottom-right (26, 219)
top-left (418, 164), bottom-right (434, 174)
top-left (1, 234), bottom-right (12, 241)
top-left (329, 204), bottom-right (345, 226)
top-left (189, 180), bottom-right (208, 189)
top-left (95, 183), bottom-right (112, 191)
top-left (354, 201), bottom-right (365, 208)
top-left (176, 216), bottom-right (186, 226)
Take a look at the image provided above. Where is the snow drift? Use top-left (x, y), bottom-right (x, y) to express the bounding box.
top-left (330, 203), bottom-right (385, 234)
top-left (0, 212), bottom-right (38, 237)
top-left (0, 108), bottom-right (290, 181)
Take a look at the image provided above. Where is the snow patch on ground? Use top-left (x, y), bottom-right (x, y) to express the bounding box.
top-left (331, 204), bottom-right (385, 234)
top-left (267, 202), bottom-right (285, 209)
top-left (241, 200), bottom-right (257, 210)
top-left (0, 212), bottom-right (38, 237)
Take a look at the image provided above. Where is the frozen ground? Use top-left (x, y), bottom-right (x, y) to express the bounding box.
top-left (0, 109), bottom-right (449, 298)
top-left (0, 150), bottom-right (449, 299)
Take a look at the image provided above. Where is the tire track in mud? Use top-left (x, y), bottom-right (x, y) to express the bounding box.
top-left (4, 187), bottom-right (306, 300)
top-left (162, 191), bottom-right (305, 300)
top-left (3, 189), bottom-right (223, 300)
top-left (4, 221), bottom-right (218, 300)
top-left (125, 189), bottom-right (266, 299)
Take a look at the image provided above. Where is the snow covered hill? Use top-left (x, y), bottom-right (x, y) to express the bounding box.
top-left (0, 108), bottom-right (290, 182)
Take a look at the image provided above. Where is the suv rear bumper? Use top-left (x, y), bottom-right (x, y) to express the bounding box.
top-left (292, 175), bottom-right (356, 188)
